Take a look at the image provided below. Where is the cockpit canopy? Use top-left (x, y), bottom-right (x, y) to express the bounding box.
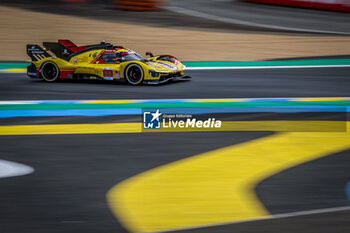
top-left (100, 50), bottom-right (146, 64)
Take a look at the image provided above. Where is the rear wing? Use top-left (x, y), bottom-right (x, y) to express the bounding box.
top-left (42, 40), bottom-right (86, 60)
top-left (28, 40), bottom-right (119, 61)
top-left (43, 41), bottom-right (72, 60)
top-left (26, 44), bottom-right (51, 61)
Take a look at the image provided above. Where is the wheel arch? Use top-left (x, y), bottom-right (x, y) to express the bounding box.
top-left (124, 62), bottom-right (145, 85)
top-left (40, 60), bottom-right (60, 82)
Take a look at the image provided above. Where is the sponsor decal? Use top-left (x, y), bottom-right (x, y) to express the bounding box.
top-left (143, 109), bottom-right (162, 129)
top-left (143, 109), bottom-right (222, 130)
top-left (147, 63), bottom-right (159, 69)
top-left (103, 68), bottom-right (114, 80)
top-left (73, 57), bottom-right (78, 65)
top-left (162, 116), bottom-right (222, 129)
top-left (28, 46), bottom-right (44, 54)
top-left (159, 62), bottom-right (178, 71)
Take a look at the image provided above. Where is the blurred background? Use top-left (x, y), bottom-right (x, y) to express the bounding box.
top-left (0, 0), bottom-right (350, 61)
top-left (0, 1), bottom-right (350, 233)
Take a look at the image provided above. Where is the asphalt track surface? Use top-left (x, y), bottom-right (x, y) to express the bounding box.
top-left (256, 149), bottom-right (350, 214)
top-left (1, 68), bottom-right (350, 233)
top-left (0, 132), bottom-right (271, 233)
top-left (1, 68), bottom-right (350, 100)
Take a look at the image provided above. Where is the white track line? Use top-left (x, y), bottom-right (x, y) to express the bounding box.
top-left (185, 65), bottom-right (350, 70)
top-left (0, 101), bottom-right (42, 105)
top-left (165, 6), bottom-right (350, 35)
top-left (153, 205), bottom-right (350, 233)
top-left (0, 97), bottom-right (349, 105)
top-left (0, 159), bottom-right (34, 178)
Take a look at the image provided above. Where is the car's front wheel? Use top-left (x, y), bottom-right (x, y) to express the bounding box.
top-left (125, 64), bottom-right (144, 85)
top-left (40, 61), bottom-right (59, 82)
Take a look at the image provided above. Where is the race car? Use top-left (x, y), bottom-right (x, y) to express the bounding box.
top-left (26, 40), bottom-right (191, 85)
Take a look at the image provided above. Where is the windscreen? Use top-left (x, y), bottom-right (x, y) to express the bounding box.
top-left (117, 51), bottom-right (146, 62)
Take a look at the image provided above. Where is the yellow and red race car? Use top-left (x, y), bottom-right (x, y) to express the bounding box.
top-left (26, 40), bottom-right (191, 85)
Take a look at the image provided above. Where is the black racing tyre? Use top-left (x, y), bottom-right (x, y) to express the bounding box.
top-left (40, 61), bottom-right (59, 82)
top-left (125, 64), bottom-right (144, 85)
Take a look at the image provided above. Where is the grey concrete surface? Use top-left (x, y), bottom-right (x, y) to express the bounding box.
top-left (0, 0), bottom-right (268, 34)
top-left (166, 0), bottom-right (350, 34)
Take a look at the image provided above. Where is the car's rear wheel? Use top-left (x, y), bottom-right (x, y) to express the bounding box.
top-left (125, 64), bottom-right (144, 85)
top-left (41, 61), bottom-right (59, 82)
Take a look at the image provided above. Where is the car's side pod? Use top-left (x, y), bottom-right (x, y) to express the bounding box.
top-left (26, 44), bottom-right (51, 62)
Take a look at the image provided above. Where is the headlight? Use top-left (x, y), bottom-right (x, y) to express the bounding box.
top-left (149, 70), bottom-right (159, 77)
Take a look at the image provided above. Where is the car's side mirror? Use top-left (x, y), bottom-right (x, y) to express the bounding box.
top-left (146, 51), bottom-right (154, 57)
